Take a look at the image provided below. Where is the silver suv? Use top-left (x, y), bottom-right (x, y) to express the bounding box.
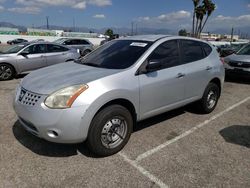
top-left (54, 38), bottom-right (94, 56)
top-left (13, 35), bottom-right (225, 156)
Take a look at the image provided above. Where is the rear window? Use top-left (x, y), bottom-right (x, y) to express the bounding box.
top-left (181, 40), bottom-right (205, 63)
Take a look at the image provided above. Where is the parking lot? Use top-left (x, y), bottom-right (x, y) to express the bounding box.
top-left (0, 74), bottom-right (249, 187)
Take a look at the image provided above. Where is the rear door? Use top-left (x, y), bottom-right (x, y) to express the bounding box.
top-left (17, 44), bottom-right (47, 72)
top-left (179, 39), bottom-right (213, 100)
top-left (45, 44), bottom-right (70, 66)
top-left (139, 40), bottom-right (186, 119)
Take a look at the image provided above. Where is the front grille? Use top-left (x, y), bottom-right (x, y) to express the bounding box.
top-left (228, 61), bottom-right (250, 68)
top-left (19, 88), bottom-right (42, 106)
top-left (19, 117), bottom-right (39, 136)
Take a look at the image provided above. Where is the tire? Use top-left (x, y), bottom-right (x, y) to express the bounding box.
top-left (87, 105), bottom-right (133, 156)
top-left (81, 49), bottom-right (91, 57)
top-left (0, 64), bottom-right (15, 81)
top-left (197, 82), bottom-right (220, 114)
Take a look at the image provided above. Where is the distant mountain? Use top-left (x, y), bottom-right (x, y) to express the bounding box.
top-left (0, 22), bottom-right (26, 32)
top-left (0, 21), bottom-right (248, 38)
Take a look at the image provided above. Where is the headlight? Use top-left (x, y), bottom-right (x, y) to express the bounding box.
top-left (44, 85), bottom-right (88, 109)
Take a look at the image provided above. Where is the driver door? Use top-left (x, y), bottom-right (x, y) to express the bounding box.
top-left (17, 44), bottom-right (47, 73)
top-left (138, 40), bottom-right (186, 119)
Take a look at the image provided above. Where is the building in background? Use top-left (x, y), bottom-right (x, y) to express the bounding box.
top-left (27, 28), bottom-right (56, 36)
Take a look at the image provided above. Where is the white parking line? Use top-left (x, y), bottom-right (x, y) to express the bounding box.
top-left (119, 152), bottom-right (169, 188)
top-left (135, 96), bottom-right (250, 162)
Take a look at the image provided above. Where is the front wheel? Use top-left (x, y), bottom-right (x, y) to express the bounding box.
top-left (87, 105), bottom-right (133, 156)
top-left (197, 83), bottom-right (220, 114)
top-left (0, 64), bottom-right (15, 81)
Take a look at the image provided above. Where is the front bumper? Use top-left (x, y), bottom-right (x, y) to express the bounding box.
top-left (224, 64), bottom-right (250, 76)
top-left (13, 86), bottom-right (91, 144)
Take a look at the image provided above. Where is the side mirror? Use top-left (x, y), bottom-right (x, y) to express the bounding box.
top-left (146, 60), bottom-right (162, 72)
top-left (19, 51), bottom-right (29, 56)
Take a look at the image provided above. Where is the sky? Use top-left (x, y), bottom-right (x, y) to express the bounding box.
top-left (0, 0), bottom-right (250, 32)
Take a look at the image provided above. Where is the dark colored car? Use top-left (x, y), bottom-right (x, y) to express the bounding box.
top-left (219, 43), bottom-right (247, 57)
top-left (224, 43), bottom-right (250, 77)
top-left (7, 38), bottom-right (28, 45)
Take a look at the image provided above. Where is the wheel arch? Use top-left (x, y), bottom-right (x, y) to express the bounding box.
top-left (94, 98), bottom-right (137, 125)
top-left (209, 77), bottom-right (222, 97)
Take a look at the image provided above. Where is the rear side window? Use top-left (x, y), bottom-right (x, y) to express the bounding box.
top-left (201, 43), bottom-right (212, 56)
top-left (47, 44), bottom-right (68, 53)
top-left (148, 40), bottom-right (180, 69)
top-left (181, 40), bottom-right (205, 63)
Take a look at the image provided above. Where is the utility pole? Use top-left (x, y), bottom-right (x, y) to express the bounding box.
top-left (46, 16), bottom-right (49, 30)
top-left (230, 27), bottom-right (234, 43)
top-left (131, 22), bottom-right (134, 36)
top-left (135, 23), bottom-right (138, 35)
top-left (73, 17), bottom-right (76, 32)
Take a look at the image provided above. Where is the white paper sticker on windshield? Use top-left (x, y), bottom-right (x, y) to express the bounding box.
top-left (130, 42), bottom-right (148, 47)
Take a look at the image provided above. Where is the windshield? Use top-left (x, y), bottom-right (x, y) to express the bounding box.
top-left (79, 40), bottom-right (152, 69)
top-left (237, 44), bottom-right (250, 55)
top-left (2, 44), bottom-right (27, 54)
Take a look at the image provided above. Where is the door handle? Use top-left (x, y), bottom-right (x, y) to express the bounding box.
top-left (40, 55), bottom-right (45, 58)
top-left (176, 73), bottom-right (185, 78)
top-left (206, 66), bottom-right (212, 71)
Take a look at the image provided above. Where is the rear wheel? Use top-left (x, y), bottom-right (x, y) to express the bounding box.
top-left (197, 82), bottom-right (220, 114)
top-left (81, 49), bottom-right (91, 57)
top-left (0, 64), bottom-right (15, 81)
top-left (87, 105), bottom-right (133, 156)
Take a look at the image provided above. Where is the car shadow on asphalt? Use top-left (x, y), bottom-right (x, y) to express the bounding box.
top-left (219, 125), bottom-right (250, 148)
top-left (134, 108), bottom-right (186, 132)
top-left (12, 106), bottom-right (204, 158)
top-left (12, 121), bottom-right (98, 158)
top-left (225, 75), bottom-right (250, 85)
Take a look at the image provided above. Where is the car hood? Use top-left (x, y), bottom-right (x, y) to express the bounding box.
top-left (0, 53), bottom-right (16, 59)
top-left (21, 62), bottom-right (121, 94)
top-left (225, 54), bottom-right (250, 63)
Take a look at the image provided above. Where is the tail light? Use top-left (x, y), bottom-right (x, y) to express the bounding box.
top-left (220, 58), bottom-right (225, 64)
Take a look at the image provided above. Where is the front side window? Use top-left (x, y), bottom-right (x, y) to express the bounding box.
top-left (79, 40), bottom-right (90, 45)
top-left (79, 40), bottom-right (152, 69)
top-left (47, 44), bottom-right (68, 53)
top-left (148, 40), bottom-right (180, 69)
top-left (181, 40), bottom-right (205, 63)
top-left (237, 44), bottom-right (250, 55)
top-left (22, 44), bottom-right (46, 54)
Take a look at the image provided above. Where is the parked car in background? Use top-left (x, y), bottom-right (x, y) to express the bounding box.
top-left (31, 39), bottom-right (45, 43)
top-left (219, 43), bottom-right (247, 57)
top-left (7, 38), bottom-right (28, 45)
top-left (54, 38), bottom-right (94, 56)
top-left (0, 42), bottom-right (80, 81)
top-left (100, 34), bottom-right (120, 45)
top-left (224, 43), bottom-right (250, 77)
top-left (13, 35), bottom-right (224, 156)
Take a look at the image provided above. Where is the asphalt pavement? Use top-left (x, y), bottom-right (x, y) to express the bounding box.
top-left (0, 76), bottom-right (250, 188)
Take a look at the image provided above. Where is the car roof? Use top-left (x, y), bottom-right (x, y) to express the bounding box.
top-left (120, 35), bottom-right (171, 42)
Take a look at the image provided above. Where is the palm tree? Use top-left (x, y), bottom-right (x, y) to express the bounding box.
top-left (192, 0), bottom-right (201, 36)
top-left (200, 0), bottom-right (216, 33)
top-left (195, 5), bottom-right (206, 37)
